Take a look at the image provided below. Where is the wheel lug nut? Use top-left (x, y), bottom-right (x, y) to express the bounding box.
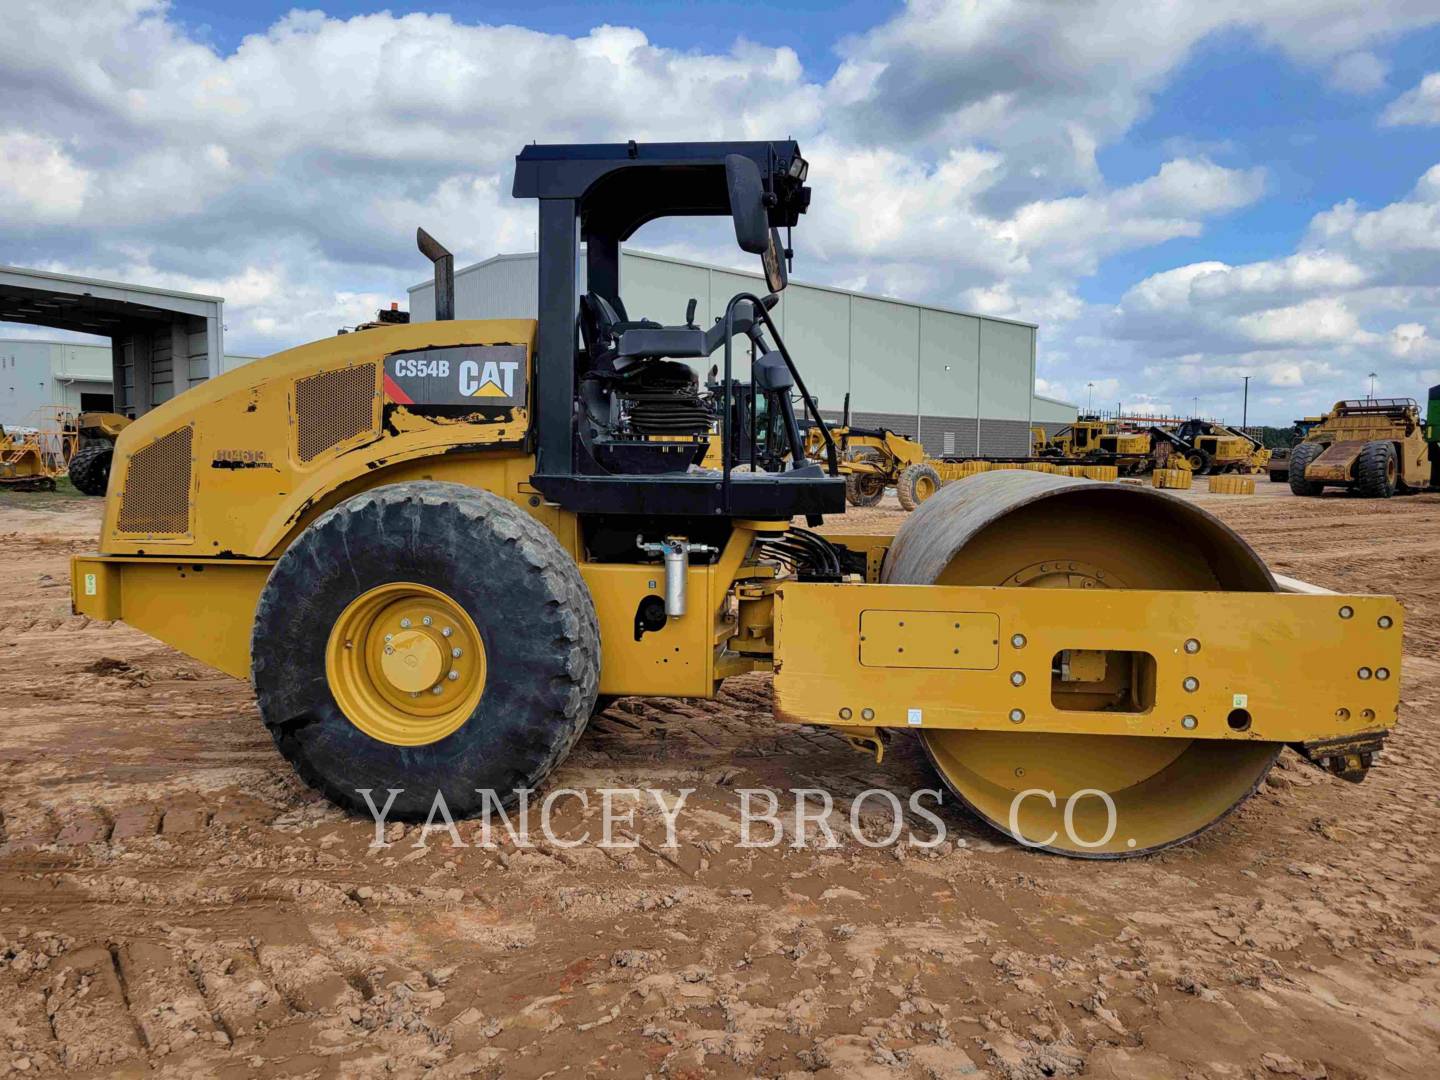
top-left (384, 633), bottom-right (393, 642)
top-left (431, 685), bottom-right (443, 695)
top-left (452, 647), bottom-right (462, 658)
top-left (400, 618), bottom-right (411, 629)
top-left (423, 615), bottom-right (433, 626)
top-left (442, 627), bottom-right (453, 637)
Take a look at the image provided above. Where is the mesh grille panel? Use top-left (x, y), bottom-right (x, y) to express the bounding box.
top-left (296, 365), bottom-right (377, 462)
top-left (117, 426), bottom-right (193, 535)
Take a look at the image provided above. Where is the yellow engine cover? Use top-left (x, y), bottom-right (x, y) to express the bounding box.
top-left (95, 320), bottom-right (542, 560)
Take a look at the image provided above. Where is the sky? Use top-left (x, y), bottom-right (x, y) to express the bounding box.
top-left (2, 1), bottom-right (1439, 425)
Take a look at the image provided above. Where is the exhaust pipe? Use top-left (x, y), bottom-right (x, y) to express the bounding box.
top-left (417, 227), bottom-right (454, 321)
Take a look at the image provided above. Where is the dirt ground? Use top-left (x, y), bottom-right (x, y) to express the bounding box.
top-left (0, 481), bottom-right (1437, 1079)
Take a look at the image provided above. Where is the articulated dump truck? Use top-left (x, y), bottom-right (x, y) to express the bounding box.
top-left (71, 141), bottom-right (1402, 857)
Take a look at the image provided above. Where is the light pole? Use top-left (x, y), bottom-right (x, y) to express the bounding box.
top-left (1241, 375), bottom-right (1251, 429)
top-left (1367, 372), bottom-right (1377, 399)
top-left (1192, 395), bottom-right (1199, 418)
top-left (1086, 381), bottom-right (1094, 413)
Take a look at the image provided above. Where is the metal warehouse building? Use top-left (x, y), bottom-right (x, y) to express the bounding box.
top-left (411, 250), bottom-right (1075, 457)
top-left (0, 266), bottom-right (254, 428)
top-left (0, 338), bottom-right (258, 428)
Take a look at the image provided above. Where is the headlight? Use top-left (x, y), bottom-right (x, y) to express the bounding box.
top-left (788, 156), bottom-right (808, 181)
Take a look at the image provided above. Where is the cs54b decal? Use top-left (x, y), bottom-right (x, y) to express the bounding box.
top-left (383, 345), bottom-right (527, 408)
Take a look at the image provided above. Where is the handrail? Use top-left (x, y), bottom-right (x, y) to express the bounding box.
top-left (719, 292), bottom-right (839, 510)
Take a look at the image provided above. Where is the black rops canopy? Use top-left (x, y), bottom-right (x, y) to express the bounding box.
top-left (512, 140), bottom-right (817, 498)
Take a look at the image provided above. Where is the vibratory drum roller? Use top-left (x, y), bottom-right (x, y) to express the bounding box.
top-left (883, 470), bottom-right (1283, 858)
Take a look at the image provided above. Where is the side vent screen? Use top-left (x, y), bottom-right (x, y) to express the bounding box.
top-left (117, 426), bottom-right (193, 535)
top-left (296, 365), bottom-right (378, 463)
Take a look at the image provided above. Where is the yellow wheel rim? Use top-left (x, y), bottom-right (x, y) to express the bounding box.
top-left (914, 474), bottom-right (937, 501)
top-left (326, 582), bottom-right (487, 746)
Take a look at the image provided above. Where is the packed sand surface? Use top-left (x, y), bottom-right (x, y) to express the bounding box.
top-left (0, 483), bottom-right (1437, 1078)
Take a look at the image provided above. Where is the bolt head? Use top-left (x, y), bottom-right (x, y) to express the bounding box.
top-left (442, 626), bottom-right (453, 637)
top-left (422, 615), bottom-right (433, 626)
top-left (839, 707), bottom-right (853, 720)
top-left (1377, 615), bottom-right (1393, 629)
top-left (1184, 638), bottom-right (1200, 654)
top-left (400, 618), bottom-right (412, 629)
top-left (1376, 667), bottom-right (1390, 680)
top-left (1181, 715), bottom-right (1198, 730)
top-left (384, 646), bottom-right (394, 655)
top-left (451, 647), bottom-right (462, 658)
top-left (1009, 709), bottom-right (1024, 723)
top-left (1357, 667), bottom-right (1372, 680)
top-left (1339, 605), bottom-right (1354, 620)
top-left (431, 685), bottom-right (444, 694)
top-left (1010, 671), bottom-right (1025, 687)
top-left (384, 633), bottom-right (393, 642)
top-left (1183, 676), bottom-right (1200, 692)
top-left (1011, 633), bottom-right (1027, 649)
top-left (861, 707), bottom-right (875, 721)
top-left (447, 670), bottom-right (459, 681)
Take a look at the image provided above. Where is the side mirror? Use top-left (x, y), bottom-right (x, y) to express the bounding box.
top-left (726, 155), bottom-right (769, 255)
top-left (762, 227), bottom-right (789, 293)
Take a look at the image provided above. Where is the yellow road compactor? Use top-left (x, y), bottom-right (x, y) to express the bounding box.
top-left (71, 142), bottom-right (1401, 857)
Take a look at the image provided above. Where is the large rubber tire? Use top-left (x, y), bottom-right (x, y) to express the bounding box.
top-left (251, 481), bottom-right (600, 821)
top-left (896, 462), bottom-right (942, 512)
top-left (67, 444), bottom-right (113, 496)
top-left (1355, 440), bottom-right (1397, 498)
top-left (844, 448), bottom-right (887, 507)
top-left (1288, 442), bottom-right (1325, 496)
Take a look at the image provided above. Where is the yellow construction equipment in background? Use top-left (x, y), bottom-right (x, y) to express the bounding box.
top-left (70, 140), bottom-right (1401, 858)
top-left (0, 426), bottom-right (57, 491)
top-left (1289, 396), bottom-right (1437, 498)
top-left (67, 411), bottom-right (133, 496)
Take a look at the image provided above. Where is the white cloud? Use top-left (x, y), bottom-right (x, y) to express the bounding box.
top-left (1382, 71), bottom-right (1440, 125)
top-left (1105, 160), bottom-right (1440, 416)
top-left (0, 131), bottom-right (90, 223)
top-left (0, 0), bottom-right (1437, 413)
top-left (1329, 51), bottom-right (1388, 93)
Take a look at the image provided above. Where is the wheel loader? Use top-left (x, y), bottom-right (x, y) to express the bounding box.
top-left (1289, 394), bottom-right (1438, 498)
top-left (71, 141), bottom-right (1402, 857)
top-left (65, 411), bottom-right (133, 496)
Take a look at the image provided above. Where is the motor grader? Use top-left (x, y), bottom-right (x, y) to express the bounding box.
top-left (1289, 394), bottom-right (1438, 498)
top-left (71, 141), bottom-right (1401, 857)
top-left (801, 406), bottom-right (936, 510)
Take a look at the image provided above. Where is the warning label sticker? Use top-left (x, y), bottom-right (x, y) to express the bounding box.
top-left (382, 344), bottom-right (527, 408)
